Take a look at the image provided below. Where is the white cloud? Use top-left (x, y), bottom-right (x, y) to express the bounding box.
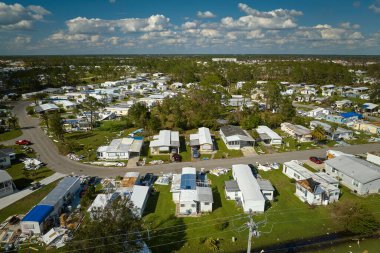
top-left (369, 4), bottom-right (380, 13)
top-left (109, 0), bottom-right (116, 3)
top-left (197, 11), bottom-right (216, 18)
top-left (221, 3), bottom-right (303, 30)
top-left (182, 21), bottom-right (197, 29)
top-left (0, 2), bottom-right (50, 30)
top-left (65, 15), bottom-right (170, 34)
top-left (340, 22), bottom-right (360, 29)
top-left (14, 35), bottom-right (31, 45)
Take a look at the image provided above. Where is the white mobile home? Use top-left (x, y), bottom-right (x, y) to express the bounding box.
top-left (256, 125), bottom-right (282, 145)
top-left (219, 125), bottom-right (255, 150)
top-left (149, 130), bottom-right (180, 154)
top-left (189, 127), bottom-right (214, 152)
top-left (325, 156), bottom-right (380, 195)
top-left (281, 122), bottom-right (312, 142)
top-left (231, 164), bottom-right (265, 213)
top-left (0, 170), bottom-right (16, 198)
top-left (130, 185), bottom-right (150, 218)
top-left (97, 137), bottom-right (143, 160)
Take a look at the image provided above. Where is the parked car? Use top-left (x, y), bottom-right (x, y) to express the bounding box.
top-left (142, 173), bottom-right (155, 186)
top-left (15, 139), bottom-right (31, 145)
top-left (309, 156), bottom-right (323, 164)
top-left (192, 148), bottom-right (200, 159)
top-left (171, 153), bottom-right (182, 162)
top-left (30, 182), bottom-right (42, 190)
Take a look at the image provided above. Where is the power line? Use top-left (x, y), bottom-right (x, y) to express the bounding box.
top-left (13, 214), bottom-right (247, 249)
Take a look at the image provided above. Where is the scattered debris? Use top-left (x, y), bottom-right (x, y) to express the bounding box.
top-left (22, 158), bottom-right (44, 170)
top-left (149, 160), bottom-right (164, 165)
top-left (209, 167), bottom-right (229, 176)
top-left (85, 161), bottom-right (125, 167)
top-left (67, 153), bottom-right (84, 161)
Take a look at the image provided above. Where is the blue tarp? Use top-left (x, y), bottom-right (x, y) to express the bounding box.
top-left (180, 174), bottom-right (196, 190)
top-left (340, 112), bottom-right (363, 119)
top-left (22, 205), bottom-right (54, 223)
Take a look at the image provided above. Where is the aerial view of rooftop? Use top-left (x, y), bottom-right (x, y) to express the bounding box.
top-left (1, 0), bottom-right (380, 252)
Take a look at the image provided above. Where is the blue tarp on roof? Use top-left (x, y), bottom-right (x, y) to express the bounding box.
top-left (180, 174), bottom-right (196, 190)
top-left (340, 112), bottom-right (363, 119)
top-left (22, 205), bottom-right (54, 223)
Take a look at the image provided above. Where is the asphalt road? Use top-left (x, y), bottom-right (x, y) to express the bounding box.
top-left (3, 101), bottom-right (380, 178)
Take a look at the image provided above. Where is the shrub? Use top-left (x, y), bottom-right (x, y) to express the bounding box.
top-left (214, 220), bottom-right (229, 231)
top-left (205, 237), bottom-right (219, 252)
top-left (290, 178), bottom-right (296, 184)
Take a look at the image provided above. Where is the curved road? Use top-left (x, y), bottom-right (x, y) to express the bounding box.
top-left (3, 101), bottom-right (380, 178)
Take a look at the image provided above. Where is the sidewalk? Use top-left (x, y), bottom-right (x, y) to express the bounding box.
top-left (0, 172), bottom-right (66, 210)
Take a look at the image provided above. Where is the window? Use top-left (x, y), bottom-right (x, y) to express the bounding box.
top-left (204, 202), bottom-right (209, 205)
top-left (23, 224), bottom-right (35, 229)
top-left (180, 204), bottom-right (185, 207)
top-left (191, 204), bottom-right (196, 208)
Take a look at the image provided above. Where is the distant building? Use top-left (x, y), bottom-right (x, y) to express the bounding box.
top-left (211, 58), bottom-right (237, 62)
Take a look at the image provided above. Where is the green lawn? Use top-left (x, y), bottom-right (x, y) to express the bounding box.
top-left (309, 237), bottom-right (380, 253)
top-left (213, 138), bottom-right (243, 159)
top-left (0, 181), bottom-right (58, 223)
top-left (64, 122), bottom-right (138, 161)
top-left (0, 129), bottom-right (22, 141)
top-left (6, 162), bottom-right (54, 189)
top-left (142, 168), bottom-right (380, 253)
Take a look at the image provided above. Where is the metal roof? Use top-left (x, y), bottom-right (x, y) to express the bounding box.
top-left (179, 189), bottom-right (198, 202)
top-left (220, 125), bottom-right (248, 137)
top-left (232, 164), bottom-right (265, 202)
top-left (256, 126), bottom-right (282, 141)
top-left (225, 180), bottom-right (240, 192)
top-left (257, 178), bottom-right (275, 192)
top-left (0, 170), bottom-right (12, 183)
top-left (197, 187), bottom-right (213, 203)
top-left (22, 205), bottom-right (54, 223)
top-left (326, 156), bottom-right (380, 184)
top-left (39, 177), bottom-right (80, 206)
top-left (130, 185), bottom-right (150, 211)
top-left (149, 130), bottom-right (179, 148)
top-left (198, 127), bottom-right (213, 145)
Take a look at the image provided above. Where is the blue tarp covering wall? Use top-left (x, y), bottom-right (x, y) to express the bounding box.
top-left (340, 112), bottom-right (363, 119)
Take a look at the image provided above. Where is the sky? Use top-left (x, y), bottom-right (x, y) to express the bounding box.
top-left (1, 0), bottom-right (380, 55)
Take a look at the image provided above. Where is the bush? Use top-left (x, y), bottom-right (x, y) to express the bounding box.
top-left (290, 178), bottom-right (296, 184)
top-left (205, 237), bottom-right (219, 252)
top-left (214, 220), bottom-right (229, 231)
top-left (26, 106), bottom-right (35, 115)
top-left (58, 141), bottom-right (83, 155)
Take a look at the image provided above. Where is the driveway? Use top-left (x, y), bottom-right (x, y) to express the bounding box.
top-left (0, 172), bottom-right (66, 210)
top-left (3, 101), bottom-right (380, 178)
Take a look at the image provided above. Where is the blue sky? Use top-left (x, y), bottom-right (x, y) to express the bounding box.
top-left (1, 0), bottom-right (380, 55)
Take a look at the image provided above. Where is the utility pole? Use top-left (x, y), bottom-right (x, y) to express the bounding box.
top-left (247, 211), bottom-right (255, 253)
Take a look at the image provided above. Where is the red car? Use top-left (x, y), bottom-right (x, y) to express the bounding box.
top-left (15, 139), bottom-right (32, 145)
top-left (309, 156), bottom-right (323, 164)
